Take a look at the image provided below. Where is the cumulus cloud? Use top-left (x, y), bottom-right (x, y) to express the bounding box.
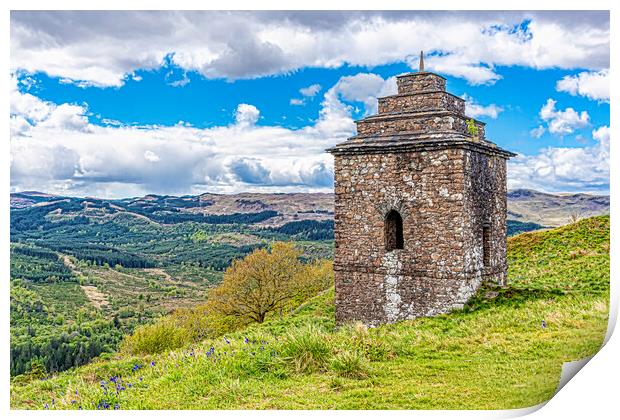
top-left (10, 11), bottom-right (609, 86)
top-left (234, 104), bottom-right (260, 126)
top-left (462, 94), bottom-right (503, 119)
top-left (539, 98), bottom-right (590, 135)
top-left (508, 125), bottom-right (609, 193)
top-left (10, 74), bottom-right (363, 197)
top-left (327, 73), bottom-right (397, 115)
top-left (556, 69), bottom-right (609, 102)
top-left (592, 125), bottom-right (609, 149)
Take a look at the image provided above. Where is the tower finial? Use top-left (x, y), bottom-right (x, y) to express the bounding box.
top-left (419, 50), bottom-right (424, 72)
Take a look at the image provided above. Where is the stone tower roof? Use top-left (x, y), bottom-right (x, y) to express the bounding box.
top-left (327, 69), bottom-right (515, 159)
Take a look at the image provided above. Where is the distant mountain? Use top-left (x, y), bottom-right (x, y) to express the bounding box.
top-left (10, 188), bottom-right (609, 228)
top-left (507, 189), bottom-right (610, 227)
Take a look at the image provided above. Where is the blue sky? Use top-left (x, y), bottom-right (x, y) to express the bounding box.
top-left (10, 11), bottom-right (610, 198)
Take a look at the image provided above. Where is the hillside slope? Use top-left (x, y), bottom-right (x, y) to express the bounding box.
top-left (10, 216), bottom-right (610, 410)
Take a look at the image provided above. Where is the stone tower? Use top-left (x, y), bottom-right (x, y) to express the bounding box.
top-left (327, 56), bottom-right (515, 326)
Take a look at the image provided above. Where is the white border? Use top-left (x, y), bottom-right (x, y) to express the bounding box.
top-left (2, 1), bottom-right (616, 419)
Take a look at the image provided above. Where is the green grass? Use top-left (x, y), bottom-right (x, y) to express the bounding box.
top-left (10, 216), bottom-right (610, 410)
top-left (507, 215), bottom-right (609, 293)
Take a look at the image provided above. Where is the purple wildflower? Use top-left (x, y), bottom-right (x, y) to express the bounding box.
top-left (150, 361), bottom-right (156, 367)
top-left (224, 336), bottom-right (230, 344)
top-left (244, 337), bottom-right (249, 344)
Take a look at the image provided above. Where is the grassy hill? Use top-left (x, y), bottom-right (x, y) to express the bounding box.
top-left (10, 216), bottom-right (609, 410)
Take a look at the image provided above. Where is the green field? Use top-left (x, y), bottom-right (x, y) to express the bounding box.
top-left (10, 216), bottom-right (610, 410)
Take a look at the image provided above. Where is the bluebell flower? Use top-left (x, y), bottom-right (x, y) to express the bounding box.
top-left (224, 336), bottom-right (230, 344)
top-left (244, 337), bottom-right (249, 344)
top-left (114, 403), bottom-right (120, 410)
top-left (44, 403), bottom-right (49, 409)
top-left (150, 361), bottom-right (156, 367)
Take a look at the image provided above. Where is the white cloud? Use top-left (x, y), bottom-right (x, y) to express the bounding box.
top-left (530, 125), bottom-right (546, 139)
top-left (234, 104), bottom-right (260, 126)
top-left (10, 11), bottom-right (609, 87)
top-left (592, 125), bottom-right (610, 149)
top-left (10, 74), bottom-right (363, 197)
top-left (299, 84), bottom-right (321, 97)
top-left (508, 125), bottom-right (609, 193)
top-left (328, 73), bottom-right (397, 115)
top-left (462, 94), bottom-right (503, 119)
top-left (539, 98), bottom-right (590, 135)
top-left (289, 98), bottom-right (304, 106)
top-left (556, 69), bottom-right (609, 102)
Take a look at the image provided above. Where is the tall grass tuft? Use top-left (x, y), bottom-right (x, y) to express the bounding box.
top-left (277, 324), bottom-right (331, 373)
top-left (330, 350), bottom-right (369, 379)
top-left (336, 322), bottom-right (392, 361)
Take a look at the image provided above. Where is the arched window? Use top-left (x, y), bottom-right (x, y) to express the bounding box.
top-left (385, 210), bottom-right (404, 251)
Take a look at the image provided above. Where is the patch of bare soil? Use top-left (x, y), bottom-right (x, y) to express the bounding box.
top-left (80, 285), bottom-right (109, 309)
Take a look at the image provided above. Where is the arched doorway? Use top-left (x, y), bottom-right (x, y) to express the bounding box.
top-left (385, 210), bottom-right (404, 251)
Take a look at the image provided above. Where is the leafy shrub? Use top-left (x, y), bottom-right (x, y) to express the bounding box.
top-left (120, 320), bottom-right (189, 355)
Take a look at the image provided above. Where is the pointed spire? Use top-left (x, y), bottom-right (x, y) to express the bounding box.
top-left (419, 50), bottom-right (425, 72)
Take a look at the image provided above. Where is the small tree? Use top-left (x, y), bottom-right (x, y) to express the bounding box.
top-left (209, 242), bottom-right (309, 323)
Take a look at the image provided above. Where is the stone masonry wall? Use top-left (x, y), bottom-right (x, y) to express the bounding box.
top-left (461, 151), bottom-right (508, 286)
top-left (378, 91), bottom-right (465, 115)
top-left (397, 72), bottom-right (446, 93)
top-left (356, 112), bottom-right (486, 139)
top-left (333, 148), bottom-right (507, 325)
top-left (334, 148), bottom-right (480, 326)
